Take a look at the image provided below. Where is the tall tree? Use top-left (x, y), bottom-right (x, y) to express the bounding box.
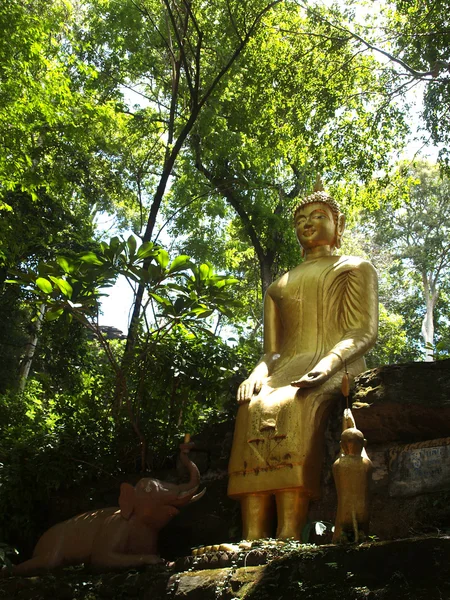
top-left (296, 0), bottom-right (450, 166)
top-left (0, 0), bottom-right (143, 388)
top-left (0, 0), bottom-right (132, 207)
top-left (387, 0), bottom-right (450, 164)
top-left (75, 0), bottom-right (286, 364)
top-left (364, 161), bottom-right (450, 360)
top-left (164, 1), bottom-right (408, 300)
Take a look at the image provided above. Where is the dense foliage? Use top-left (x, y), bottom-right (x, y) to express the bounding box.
top-left (361, 161), bottom-right (450, 361)
top-left (1, 0), bottom-right (450, 560)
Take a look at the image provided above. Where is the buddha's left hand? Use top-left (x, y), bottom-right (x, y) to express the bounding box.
top-left (291, 370), bottom-right (328, 388)
top-left (291, 354), bottom-right (341, 387)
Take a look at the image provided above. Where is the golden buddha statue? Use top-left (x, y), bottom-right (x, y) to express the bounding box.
top-left (227, 186), bottom-right (378, 541)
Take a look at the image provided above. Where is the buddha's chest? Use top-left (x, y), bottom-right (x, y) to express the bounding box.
top-left (269, 258), bottom-right (342, 311)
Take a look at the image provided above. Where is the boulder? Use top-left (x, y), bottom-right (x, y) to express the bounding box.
top-left (352, 359), bottom-right (450, 443)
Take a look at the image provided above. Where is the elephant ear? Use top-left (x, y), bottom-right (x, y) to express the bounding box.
top-left (119, 483), bottom-right (136, 520)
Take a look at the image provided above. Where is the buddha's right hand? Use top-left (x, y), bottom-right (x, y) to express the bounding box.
top-left (237, 378), bottom-right (263, 403)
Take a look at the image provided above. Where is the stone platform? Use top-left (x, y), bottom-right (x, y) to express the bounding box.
top-left (1, 536), bottom-right (449, 599)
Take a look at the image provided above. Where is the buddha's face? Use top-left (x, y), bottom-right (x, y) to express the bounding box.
top-left (294, 202), bottom-right (337, 250)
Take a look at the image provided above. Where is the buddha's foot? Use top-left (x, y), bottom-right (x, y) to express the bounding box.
top-left (191, 539), bottom-right (288, 556)
top-left (192, 544), bottom-right (224, 556)
top-left (192, 542), bottom-right (248, 555)
top-left (175, 539), bottom-right (301, 572)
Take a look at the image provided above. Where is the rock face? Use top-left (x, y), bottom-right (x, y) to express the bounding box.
top-left (352, 359), bottom-right (450, 443)
top-left (348, 360), bottom-right (450, 540)
top-left (168, 536), bottom-right (450, 600)
top-left (1, 536), bottom-right (449, 600)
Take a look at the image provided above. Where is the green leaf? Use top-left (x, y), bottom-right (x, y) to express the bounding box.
top-left (165, 282), bottom-right (187, 292)
top-left (168, 254), bottom-right (191, 273)
top-left (191, 307), bottom-right (214, 318)
top-left (156, 249), bottom-right (170, 269)
top-left (56, 257), bottom-right (72, 273)
top-left (127, 235), bottom-right (137, 256)
top-left (174, 297), bottom-right (189, 313)
top-left (79, 252), bottom-right (103, 266)
top-left (147, 264), bottom-right (163, 280)
top-left (45, 308), bottom-right (64, 321)
top-left (49, 276), bottom-right (73, 298)
top-left (137, 242), bottom-right (156, 259)
top-left (124, 266), bottom-right (151, 283)
top-left (210, 275), bottom-right (239, 287)
top-left (149, 292), bottom-right (172, 306)
top-left (36, 277), bottom-right (53, 294)
top-left (199, 263), bottom-right (211, 280)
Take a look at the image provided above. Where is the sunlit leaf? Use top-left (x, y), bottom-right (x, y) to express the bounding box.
top-left (156, 249), bottom-right (170, 269)
top-left (199, 263), bottom-right (210, 280)
top-left (56, 257), bottom-right (71, 273)
top-left (79, 252), bottom-right (103, 266)
top-left (49, 276), bottom-right (73, 298)
top-left (137, 242), bottom-right (157, 259)
top-left (191, 308), bottom-right (213, 318)
top-left (149, 292), bottom-right (172, 306)
top-left (45, 307), bottom-right (64, 321)
top-left (168, 254), bottom-right (191, 273)
top-left (36, 277), bottom-right (53, 294)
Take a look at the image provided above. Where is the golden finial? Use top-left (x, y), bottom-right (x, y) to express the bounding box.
top-left (313, 174), bottom-right (324, 192)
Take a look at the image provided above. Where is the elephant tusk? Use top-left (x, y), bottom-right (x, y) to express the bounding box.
top-left (189, 488), bottom-right (206, 503)
top-left (177, 485), bottom-right (199, 500)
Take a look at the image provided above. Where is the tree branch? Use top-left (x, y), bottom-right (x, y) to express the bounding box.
top-left (293, 0), bottom-right (447, 81)
top-left (162, 0), bottom-right (195, 96)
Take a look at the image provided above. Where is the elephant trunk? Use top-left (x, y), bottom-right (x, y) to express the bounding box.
top-left (169, 446), bottom-right (205, 506)
top-left (176, 447), bottom-right (201, 494)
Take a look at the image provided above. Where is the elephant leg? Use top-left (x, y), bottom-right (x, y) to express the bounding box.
top-left (12, 553), bottom-right (61, 576)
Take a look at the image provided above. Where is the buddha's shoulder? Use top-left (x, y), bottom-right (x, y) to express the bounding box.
top-left (335, 255), bottom-right (377, 279)
top-left (335, 255), bottom-right (376, 271)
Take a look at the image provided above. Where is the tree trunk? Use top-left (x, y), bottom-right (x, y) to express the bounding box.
top-left (0, 266), bottom-right (7, 289)
top-left (17, 303), bottom-right (46, 392)
top-left (260, 256), bottom-right (274, 298)
top-left (421, 273), bottom-right (438, 362)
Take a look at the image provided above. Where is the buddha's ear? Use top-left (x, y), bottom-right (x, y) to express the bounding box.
top-left (337, 213), bottom-right (346, 236)
top-left (335, 214), bottom-right (346, 249)
top-left (119, 483), bottom-right (136, 520)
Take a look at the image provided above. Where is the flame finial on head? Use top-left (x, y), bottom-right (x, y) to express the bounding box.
top-left (313, 174), bottom-right (324, 193)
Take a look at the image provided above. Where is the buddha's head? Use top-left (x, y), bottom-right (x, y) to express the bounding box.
top-left (340, 427), bottom-right (365, 456)
top-left (293, 190), bottom-right (345, 254)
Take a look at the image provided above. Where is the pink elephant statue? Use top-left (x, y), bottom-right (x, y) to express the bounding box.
top-left (9, 443), bottom-right (204, 576)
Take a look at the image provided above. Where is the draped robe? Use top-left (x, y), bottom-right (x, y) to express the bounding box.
top-left (228, 255), bottom-right (378, 499)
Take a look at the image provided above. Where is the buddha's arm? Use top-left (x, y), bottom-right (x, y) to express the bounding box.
top-left (237, 291), bottom-right (282, 403)
top-left (292, 261), bottom-right (378, 388)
